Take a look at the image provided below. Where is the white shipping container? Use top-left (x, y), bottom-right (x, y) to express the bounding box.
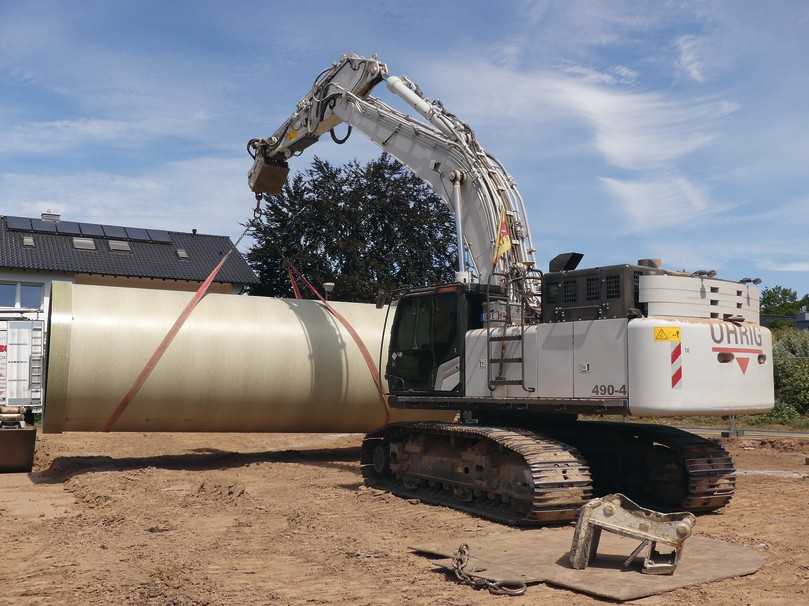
top-left (0, 320), bottom-right (44, 412)
top-left (0, 322), bottom-right (7, 403)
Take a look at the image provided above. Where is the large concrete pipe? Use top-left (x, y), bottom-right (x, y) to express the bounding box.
top-left (44, 282), bottom-right (453, 433)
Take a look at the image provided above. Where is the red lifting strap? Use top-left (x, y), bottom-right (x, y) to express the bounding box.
top-left (103, 252), bottom-right (232, 431)
top-left (286, 265), bottom-right (302, 299)
top-left (287, 264), bottom-right (390, 425)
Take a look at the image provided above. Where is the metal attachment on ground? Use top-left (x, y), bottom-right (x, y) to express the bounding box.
top-left (451, 543), bottom-right (527, 596)
top-left (0, 406), bottom-right (37, 472)
top-left (0, 405), bottom-right (26, 426)
top-left (569, 493), bottom-right (696, 576)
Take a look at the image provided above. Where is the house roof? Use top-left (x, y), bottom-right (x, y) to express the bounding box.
top-left (0, 216), bottom-right (259, 286)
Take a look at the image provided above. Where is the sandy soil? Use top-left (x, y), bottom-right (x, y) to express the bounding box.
top-left (0, 432), bottom-right (807, 605)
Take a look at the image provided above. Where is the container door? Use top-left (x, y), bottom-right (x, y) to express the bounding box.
top-left (0, 321), bottom-right (7, 404)
top-left (29, 322), bottom-right (44, 411)
top-left (6, 321), bottom-right (32, 405)
top-left (387, 295), bottom-right (434, 392)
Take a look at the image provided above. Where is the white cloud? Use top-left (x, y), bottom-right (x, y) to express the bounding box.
top-left (0, 119), bottom-right (148, 154)
top-left (490, 38), bottom-right (527, 69)
top-left (625, 233), bottom-right (809, 283)
top-left (420, 60), bottom-right (737, 171)
top-left (610, 65), bottom-right (638, 83)
top-left (0, 157), bottom-right (256, 242)
top-left (716, 197), bottom-right (809, 226)
top-left (600, 175), bottom-right (725, 229)
top-left (0, 7), bottom-right (264, 156)
top-left (554, 78), bottom-right (737, 169)
top-left (676, 35), bottom-right (706, 82)
top-left (521, 0), bottom-right (666, 51)
top-left (561, 64), bottom-right (617, 84)
top-left (759, 260), bottom-right (809, 273)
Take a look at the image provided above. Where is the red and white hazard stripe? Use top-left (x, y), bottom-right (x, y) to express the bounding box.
top-left (671, 342), bottom-right (683, 389)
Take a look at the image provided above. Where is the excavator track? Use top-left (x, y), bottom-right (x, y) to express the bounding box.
top-left (543, 421), bottom-right (737, 514)
top-left (361, 421), bottom-right (735, 525)
top-left (621, 423), bottom-right (736, 512)
top-left (361, 422), bottom-right (592, 525)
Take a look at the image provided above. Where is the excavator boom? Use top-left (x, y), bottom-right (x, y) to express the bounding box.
top-left (247, 53), bottom-right (537, 286)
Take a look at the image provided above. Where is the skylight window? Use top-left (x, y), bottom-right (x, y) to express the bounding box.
top-left (73, 237), bottom-right (96, 250)
top-left (176, 248), bottom-right (189, 259)
top-left (22, 235), bottom-right (35, 247)
top-left (109, 240), bottom-right (132, 252)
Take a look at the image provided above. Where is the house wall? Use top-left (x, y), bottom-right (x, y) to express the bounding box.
top-left (0, 270), bottom-right (73, 323)
top-left (0, 270), bottom-right (242, 321)
top-left (0, 270), bottom-right (67, 411)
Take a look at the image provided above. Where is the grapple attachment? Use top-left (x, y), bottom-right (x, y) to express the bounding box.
top-left (248, 153), bottom-right (290, 195)
top-left (569, 493), bottom-right (696, 575)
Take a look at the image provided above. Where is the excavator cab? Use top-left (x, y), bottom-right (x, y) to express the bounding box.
top-left (385, 284), bottom-right (485, 396)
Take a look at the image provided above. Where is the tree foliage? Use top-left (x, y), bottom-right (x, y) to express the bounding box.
top-left (760, 285), bottom-right (809, 317)
top-left (247, 154), bottom-right (458, 302)
top-left (773, 328), bottom-right (809, 415)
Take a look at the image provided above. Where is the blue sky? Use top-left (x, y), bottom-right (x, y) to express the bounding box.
top-left (1, 1), bottom-right (808, 293)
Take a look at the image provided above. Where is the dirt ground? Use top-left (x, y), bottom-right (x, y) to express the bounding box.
top-left (0, 431), bottom-right (807, 605)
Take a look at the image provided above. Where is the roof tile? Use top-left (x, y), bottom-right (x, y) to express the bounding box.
top-left (0, 216), bottom-right (259, 285)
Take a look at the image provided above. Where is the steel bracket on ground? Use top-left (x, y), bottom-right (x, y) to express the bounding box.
top-left (569, 493), bottom-right (696, 575)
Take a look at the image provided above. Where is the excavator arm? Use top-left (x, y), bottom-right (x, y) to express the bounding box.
top-left (247, 53), bottom-right (537, 287)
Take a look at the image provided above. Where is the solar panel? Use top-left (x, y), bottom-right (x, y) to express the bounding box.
top-left (124, 227), bottom-right (150, 241)
top-left (102, 225), bottom-right (127, 239)
top-left (56, 221), bottom-right (82, 235)
top-left (147, 229), bottom-right (172, 243)
top-left (79, 223), bottom-right (104, 237)
top-left (31, 219), bottom-right (57, 233)
top-left (5, 216), bottom-right (32, 231)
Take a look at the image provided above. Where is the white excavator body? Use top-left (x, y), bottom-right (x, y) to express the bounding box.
top-left (462, 273), bottom-right (773, 416)
top-left (248, 52), bottom-right (774, 421)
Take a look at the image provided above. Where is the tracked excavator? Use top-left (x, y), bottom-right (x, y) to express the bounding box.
top-left (247, 53), bottom-right (775, 524)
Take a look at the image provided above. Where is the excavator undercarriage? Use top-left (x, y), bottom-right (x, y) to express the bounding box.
top-left (361, 420), bottom-right (735, 525)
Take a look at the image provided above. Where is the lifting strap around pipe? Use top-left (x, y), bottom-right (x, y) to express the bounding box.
top-left (102, 252), bottom-right (232, 431)
top-left (288, 265), bottom-right (391, 425)
top-left (286, 265), bottom-right (302, 299)
top-left (104, 198), bottom-right (263, 431)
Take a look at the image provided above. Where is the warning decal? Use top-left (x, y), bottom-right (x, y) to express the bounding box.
top-left (654, 326), bottom-right (681, 342)
top-left (671, 342), bottom-right (683, 389)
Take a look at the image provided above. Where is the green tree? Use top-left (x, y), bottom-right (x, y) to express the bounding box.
top-left (247, 154), bottom-right (458, 302)
top-left (760, 285), bottom-right (801, 317)
top-left (773, 328), bottom-right (809, 415)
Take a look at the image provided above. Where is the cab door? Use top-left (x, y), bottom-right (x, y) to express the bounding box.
top-left (431, 291), bottom-right (462, 392)
top-left (386, 289), bottom-right (462, 394)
